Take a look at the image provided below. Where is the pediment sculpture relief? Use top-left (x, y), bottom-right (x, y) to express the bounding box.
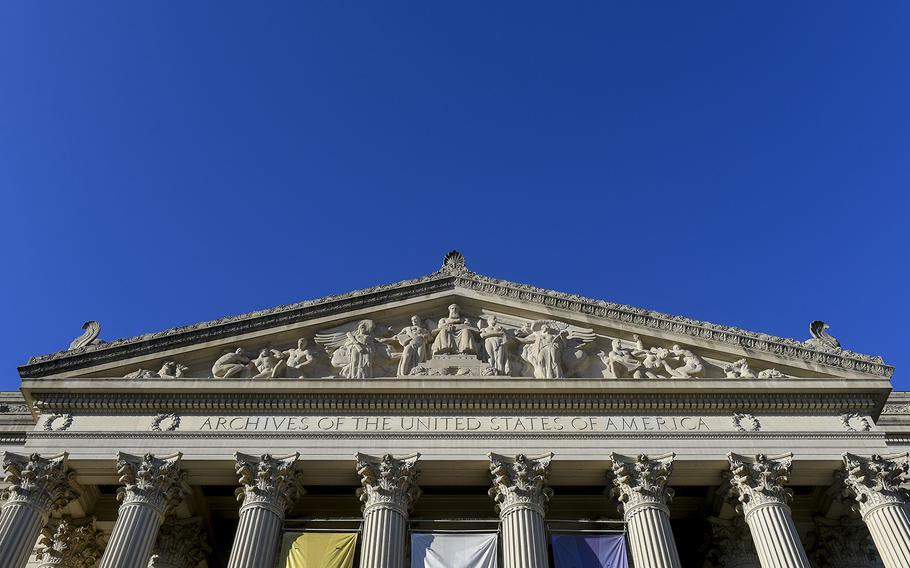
top-left (117, 304), bottom-right (795, 381)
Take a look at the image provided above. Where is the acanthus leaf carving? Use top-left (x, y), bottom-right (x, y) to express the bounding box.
top-left (149, 515), bottom-right (211, 568)
top-left (488, 452), bottom-right (553, 516)
top-left (842, 452), bottom-right (910, 518)
top-left (704, 516), bottom-right (759, 568)
top-left (610, 452), bottom-right (675, 518)
top-left (116, 452), bottom-right (187, 518)
top-left (234, 452), bottom-right (303, 516)
top-left (726, 452), bottom-right (793, 517)
top-left (37, 516), bottom-right (105, 568)
top-left (356, 452), bottom-right (420, 516)
top-left (807, 516), bottom-right (880, 568)
top-left (0, 452), bottom-right (79, 517)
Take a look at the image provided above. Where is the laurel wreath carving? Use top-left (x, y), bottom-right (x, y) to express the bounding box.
top-left (43, 413), bottom-right (74, 432)
top-left (731, 412), bottom-right (761, 432)
top-left (151, 413), bottom-right (181, 432)
top-left (840, 412), bottom-right (872, 432)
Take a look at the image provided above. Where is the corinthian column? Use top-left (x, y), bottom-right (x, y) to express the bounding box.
top-left (36, 517), bottom-right (105, 568)
top-left (227, 453), bottom-right (303, 568)
top-left (356, 453), bottom-right (420, 568)
top-left (726, 453), bottom-right (811, 568)
top-left (610, 453), bottom-right (681, 568)
top-left (488, 453), bottom-right (553, 568)
top-left (98, 453), bottom-right (187, 568)
top-left (0, 452), bottom-right (79, 568)
top-left (149, 516), bottom-right (211, 568)
top-left (842, 452), bottom-right (910, 568)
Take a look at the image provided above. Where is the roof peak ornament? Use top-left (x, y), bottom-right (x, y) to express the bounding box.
top-left (441, 250), bottom-right (468, 274)
top-left (807, 320), bottom-right (841, 351)
top-left (68, 321), bottom-right (104, 351)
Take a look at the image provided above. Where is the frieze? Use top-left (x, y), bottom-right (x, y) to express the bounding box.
top-left (20, 253), bottom-right (891, 378)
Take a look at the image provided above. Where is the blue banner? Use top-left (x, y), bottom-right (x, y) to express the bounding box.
top-left (551, 534), bottom-right (629, 568)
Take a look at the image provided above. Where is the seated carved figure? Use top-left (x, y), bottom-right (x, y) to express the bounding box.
top-left (432, 304), bottom-right (479, 355)
top-left (598, 338), bottom-right (643, 379)
top-left (251, 348), bottom-right (288, 379)
top-left (212, 348), bottom-right (255, 378)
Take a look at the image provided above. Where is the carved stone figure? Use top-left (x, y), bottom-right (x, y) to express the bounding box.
top-left (514, 321), bottom-right (567, 378)
top-left (479, 316), bottom-right (512, 376)
top-left (665, 345), bottom-right (705, 378)
top-left (125, 361), bottom-right (189, 380)
top-left (284, 338), bottom-right (315, 376)
top-left (212, 348), bottom-right (256, 379)
top-left (68, 321), bottom-right (104, 350)
top-left (431, 304), bottom-right (479, 355)
top-left (393, 316), bottom-right (432, 376)
top-left (724, 359), bottom-right (756, 379)
top-left (757, 368), bottom-right (787, 379)
top-left (598, 338), bottom-right (643, 379)
top-left (251, 348), bottom-right (288, 379)
top-left (806, 320), bottom-right (842, 351)
top-left (315, 320), bottom-right (393, 379)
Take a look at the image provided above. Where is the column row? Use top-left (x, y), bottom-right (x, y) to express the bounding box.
top-left (2, 450), bottom-right (909, 568)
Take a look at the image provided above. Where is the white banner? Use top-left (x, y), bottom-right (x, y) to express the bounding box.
top-left (410, 533), bottom-right (498, 568)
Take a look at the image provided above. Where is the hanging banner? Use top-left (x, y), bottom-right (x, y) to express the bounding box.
top-left (410, 532), bottom-right (498, 568)
top-left (551, 534), bottom-right (629, 568)
top-left (277, 531), bottom-right (358, 568)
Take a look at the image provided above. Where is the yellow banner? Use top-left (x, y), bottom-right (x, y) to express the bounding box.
top-left (277, 532), bottom-right (358, 568)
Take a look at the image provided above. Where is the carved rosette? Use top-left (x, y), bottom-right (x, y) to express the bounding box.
top-left (704, 516), bottom-right (758, 568)
top-left (116, 453), bottom-right (187, 519)
top-left (149, 516), bottom-right (211, 568)
top-left (726, 453), bottom-right (794, 518)
top-left (488, 452), bottom-right (553, 517)
top-left (234, 453), bottom-right (303, 517)
top-left (356, 453), bottom-right (421, 517)
top-left (36, 517), bottom-right (105, 568)
top-left (842, 452), bottom-right (910, 518)
top-left (1, 452), bottom-right (78, 518)
top-left (610, 452), bottom-right (675, 518)
top-left (808, 516), bottom-right (880, 568)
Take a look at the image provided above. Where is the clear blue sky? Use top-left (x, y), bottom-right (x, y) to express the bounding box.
top-left (1, 2), bottom-right (907, 389)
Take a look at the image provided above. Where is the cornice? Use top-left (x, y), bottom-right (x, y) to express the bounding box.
top-left (19, 260), bottom-right (892, 378)
top-left (28, 390), bottom-right (882, 413)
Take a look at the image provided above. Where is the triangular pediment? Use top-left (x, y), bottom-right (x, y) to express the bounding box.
top-left (18, 252), bottom-right (891, 381)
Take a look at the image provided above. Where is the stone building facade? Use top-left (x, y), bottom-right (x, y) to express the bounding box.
top-left (2, 251), bottom-right (909, 568)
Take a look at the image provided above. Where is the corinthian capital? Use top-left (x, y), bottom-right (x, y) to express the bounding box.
top-left (842, 452), bottom-right (910, 518)
top-left (149, 516), bottom-right (211, 568)
top-left (610, 452), bottom-right (675, 517)
top-left (726, 453), bottom-right (793, 517)
top-left (234, 453), bottom-right (303, 517)
top-left (808, 516), bottom-right (879, 568)
top-left (116, 453), bottom-right (187, 518)
top-left (1, 452), bottom-right (78, 517)
top-left (705, 516), bottom-right (758, 568)
top-left (488, 452), bottom-right (553, 516)
top-left (356, 452), bottom-right (420, 516)
top-left (36, 517), bottom-right (104, 568)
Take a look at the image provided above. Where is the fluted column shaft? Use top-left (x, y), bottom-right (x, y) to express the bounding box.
top-left (727, 453), bottom-right (810, 568)
top-left (742, 502), bottom-right (810, 568)
top-left (500, 505), bottom-right (547, 568)
top-left (489, 453), bottom-right (552, 568)
top-left (102, 503), bottom-right (163, 568)
top-left (360, 505), bottom-right (408, 568)
top-left (0, 501), bottom-right (46, 568)
top-left (611, 453), bottom-right (681, 568)
top-left (842, 452), bottom-right (910, 568)
top-left (227, 453), bottom-right (303, 568)
top-left (98, 453), bottom-right (186, 568)
top-left (0, 453), bottom-right (78, 568)
top-left (356, 453), bottom-right (420, 568)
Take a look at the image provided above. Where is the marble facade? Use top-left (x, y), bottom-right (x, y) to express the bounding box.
top-left (1, 252), bottom-right (907, 568)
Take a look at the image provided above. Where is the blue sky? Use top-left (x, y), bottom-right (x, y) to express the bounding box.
top-left (1, 2), bottom-right (907, 389)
